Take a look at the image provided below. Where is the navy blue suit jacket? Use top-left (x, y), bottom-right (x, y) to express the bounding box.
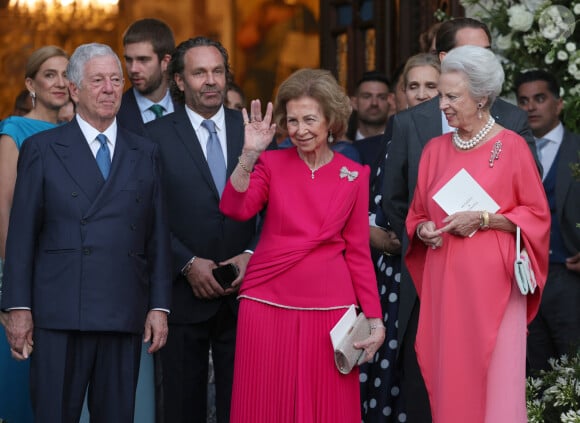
top-left (1, 119), bottom-right (172, 334)
top-left (146, 107), bottom-right (259, 324)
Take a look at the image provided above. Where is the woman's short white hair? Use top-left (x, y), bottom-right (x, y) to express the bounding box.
top-left (441, 45), bottom-right (504, 107)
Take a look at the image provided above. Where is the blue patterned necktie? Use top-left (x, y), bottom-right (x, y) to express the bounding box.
top-left (149, 104), bottom-right (165, 119)
top-left (201, 119), bottom-right (226, 195)
top-left (96, 133), bottom-right (111, 179)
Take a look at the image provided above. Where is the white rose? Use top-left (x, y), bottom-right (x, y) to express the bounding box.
top-left (522, 0), bottom-right (546, 13)
top-left (495, 34), bottom-right (512, 51)
top-left (558, 50), bottom-right (569, 61)
top-left (566, 42), bottom-right (577, 52)
top-left (545, 51), bottom-right (555, 64)
top-left (575, 4), bottom-right (580, 15)
top-left (508, 5), bottom-right (534, 32)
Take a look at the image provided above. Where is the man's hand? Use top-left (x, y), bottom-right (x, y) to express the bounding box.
top-left (219, 251), bottom-right (252, 295)
top-left (370, 227), bottom-right (401, 255)
top-left (5, 309), bottom-right (34, 360)
top-left (143, 310), bottom-right (168, 353)
top-left (566, 252), bottom-right (580, 273)
top-left (184, 256), bottom-right (226, 299)
top-left (0, 311), bottom-right (8, 328)
top-left (184, 253), bottom-right (253, 299)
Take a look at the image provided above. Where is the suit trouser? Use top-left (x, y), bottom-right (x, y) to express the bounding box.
top-left (161, 302), bottom-right (237, 423)
top-left (31, 328), bottom-right (141, 423)
top-left (400, 301), bottom-right (432, 423)
top-left (527, 263), bottom-right (580, 372)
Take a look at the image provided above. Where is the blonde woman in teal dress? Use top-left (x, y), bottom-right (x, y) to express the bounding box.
top-left (0, 45), bottom-right (69, 423)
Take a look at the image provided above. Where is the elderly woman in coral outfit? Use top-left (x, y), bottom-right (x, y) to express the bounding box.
top-left (405, 45), bottom-right (550, 423)
top-left (220, 68), bottom-right (385, 422)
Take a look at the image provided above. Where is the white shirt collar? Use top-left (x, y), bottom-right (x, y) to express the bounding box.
top-left (184, 105), bottom-right (226, 132)
top-left (537, 122), bottom-right (564, 145)
top-left (184, 105), bottom-right (228, 163)
top-left (133, 88), bottom-right (174, 123)
top-left (75, 114), bottom-right (117, 158)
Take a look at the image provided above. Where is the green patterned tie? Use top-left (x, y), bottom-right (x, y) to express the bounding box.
top-left (149, 104), bottom-right (165, 119)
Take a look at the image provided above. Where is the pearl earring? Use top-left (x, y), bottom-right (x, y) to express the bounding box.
top-left (477, 103), bottom-right (483, 120)
top-left (30, 92), bottom-right (36, 109)
top-left (328, 132), bottom-right (334, 143)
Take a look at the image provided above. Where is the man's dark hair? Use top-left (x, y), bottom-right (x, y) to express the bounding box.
top-left (169, 36), bottom-right (233, 106)
top-left (435, 17), bottom-right (491, 54)
top-left (514, 69), bottom-right (561, 99)
top-left (122, 18), bottom-right (175, 61)
top-left (354, 71), bottom-right (390, 94)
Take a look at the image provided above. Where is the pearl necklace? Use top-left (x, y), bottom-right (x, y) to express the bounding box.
top-left (452, 116), bottom-right (495, 150)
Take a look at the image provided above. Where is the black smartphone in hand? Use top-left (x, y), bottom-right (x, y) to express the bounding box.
top-left (212, 263), bottom-right (240, 289)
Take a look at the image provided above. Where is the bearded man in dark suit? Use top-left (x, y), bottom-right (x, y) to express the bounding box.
top-left (145, 36), bottom-right (259, 423)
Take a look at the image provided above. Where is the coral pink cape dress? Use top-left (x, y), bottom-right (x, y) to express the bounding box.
top-left (220, 148), bottom-right (382, 423)
top-left (405, 130), bottom-right (550, 423)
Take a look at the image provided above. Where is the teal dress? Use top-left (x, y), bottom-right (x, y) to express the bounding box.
top-left (0, 116), bottom-right (57, 423)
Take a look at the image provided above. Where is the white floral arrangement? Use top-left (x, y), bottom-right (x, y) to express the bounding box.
top-left (526, 351), bottom-right (580, 423)
top-left (457, 0), bottom-right (580, 133)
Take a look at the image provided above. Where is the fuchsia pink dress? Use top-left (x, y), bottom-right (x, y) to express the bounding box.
top-left (220, 147), bottom-right (382, 423)
top-left (405, 130), bottom-right (550, 423)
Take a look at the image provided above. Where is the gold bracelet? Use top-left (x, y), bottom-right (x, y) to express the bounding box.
top-left (238, 155), bottom-right (252, 174)
top-left (480, 210), bottom-right (490, 230)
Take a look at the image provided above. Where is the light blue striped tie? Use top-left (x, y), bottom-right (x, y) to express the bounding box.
top-left (535, 137), bottom-right (550, 162)
top-left (201, 119), bottom-right (226, 195)
top-left (96, 134), bottom-right (111, 179)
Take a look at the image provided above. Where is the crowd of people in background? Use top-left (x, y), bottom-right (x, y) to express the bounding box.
top-left (0, 12), bottom-right (578, 423)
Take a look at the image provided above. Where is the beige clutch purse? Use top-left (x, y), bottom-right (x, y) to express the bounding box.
top-left (333, 312), bottom-right (370, 374)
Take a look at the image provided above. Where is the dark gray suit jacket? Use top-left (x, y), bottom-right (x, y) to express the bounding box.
top-left (145, 107), bottom-right (259, 324)
top-left (381, 96), bottom-right (540, 347)
top-left (556, 129), bottom-right (580, 254)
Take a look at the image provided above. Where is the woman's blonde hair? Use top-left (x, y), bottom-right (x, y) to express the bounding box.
top-left (25, 46), bottom-right (68, 79)
top-left (403, 53), bottom-right (441, 89)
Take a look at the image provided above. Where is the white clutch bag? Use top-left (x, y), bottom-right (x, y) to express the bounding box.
top-left (514, 226), bottom-right (537, 295)
top-left (330, 305), bottom-right (370, 374)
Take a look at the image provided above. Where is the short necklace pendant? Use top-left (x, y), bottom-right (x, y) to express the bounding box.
top-left (311, 170), bottom-right (315, 179)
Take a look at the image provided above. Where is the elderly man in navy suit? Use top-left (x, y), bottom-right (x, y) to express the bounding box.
top-left (1, 43), bottom-right (171, 423)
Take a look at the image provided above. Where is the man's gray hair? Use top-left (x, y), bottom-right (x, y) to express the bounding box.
top-left (67, 43), bottom-right (123, 88)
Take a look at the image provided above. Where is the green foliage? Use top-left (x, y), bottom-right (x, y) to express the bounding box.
top-left (443, 1), bottom-right (580, 133)
top-left (526, 351), bottom-right (580, 422)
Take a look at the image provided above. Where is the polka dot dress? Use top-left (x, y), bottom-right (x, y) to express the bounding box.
top-left (360, 162), bottom-right (406, 423)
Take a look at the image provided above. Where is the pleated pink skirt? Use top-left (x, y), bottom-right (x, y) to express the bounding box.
top-left (230, 299), bottom-right (361, 423)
